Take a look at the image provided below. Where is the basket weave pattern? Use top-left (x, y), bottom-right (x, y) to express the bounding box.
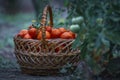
top-left (14, 5), bottom-right (80, 75)
top-left (14, 37), bottom-right (80, 68)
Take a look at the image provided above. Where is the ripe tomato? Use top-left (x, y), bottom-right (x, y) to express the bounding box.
top-left (23, 33), bottom-right (32, 39)
top-left (60, 32), bottom-right (73, 39)
top-left (28, 27), bottom-right (37, 39)
top-left (68, 31), bottom-right (76, 39)
top-left (59, 27), bottom-right (67, 33)
top-left (18, 29), bottom-right (28, 38)
top-left (45, 31), bottom-right (51, 39)
top-left (37, 31), bottom-right (51, 40)
top-left (51, 28), bottom-right (61, 38)
top-left (46, 26), bottom-right (52, 33)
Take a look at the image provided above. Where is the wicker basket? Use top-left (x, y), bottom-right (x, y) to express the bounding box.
top-left (14, 5), bottom-right (80, 75)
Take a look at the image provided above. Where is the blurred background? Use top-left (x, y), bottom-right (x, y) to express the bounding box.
top-left (0, 0), bottom-right (120, 80)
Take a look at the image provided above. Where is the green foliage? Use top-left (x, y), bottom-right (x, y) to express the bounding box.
top-left (65, 0), bottom-right (120, 76)
top-left (107, 57), bottom-right (120, 75)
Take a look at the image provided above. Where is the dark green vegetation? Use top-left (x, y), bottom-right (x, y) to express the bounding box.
top-left (63, 0), bottom-right (120, 80)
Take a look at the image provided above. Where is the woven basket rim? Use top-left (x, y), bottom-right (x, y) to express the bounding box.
top-left (14, 36), bottom-right (75, 41)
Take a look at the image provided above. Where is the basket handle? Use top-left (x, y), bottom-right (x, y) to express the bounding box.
top-left (40, 5), bottom-right (53, 41)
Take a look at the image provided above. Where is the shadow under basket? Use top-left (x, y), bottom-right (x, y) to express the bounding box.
top-left (21, 66), bottom-right (77, 76)
top-left (14, 5), bottom-right (80, 76)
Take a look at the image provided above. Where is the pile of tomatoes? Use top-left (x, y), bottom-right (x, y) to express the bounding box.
top-left (17, 25), bottom-right (76, 40)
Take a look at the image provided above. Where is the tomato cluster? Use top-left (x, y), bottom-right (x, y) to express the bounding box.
top-left (17, 25), bottom-right (76, 40)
